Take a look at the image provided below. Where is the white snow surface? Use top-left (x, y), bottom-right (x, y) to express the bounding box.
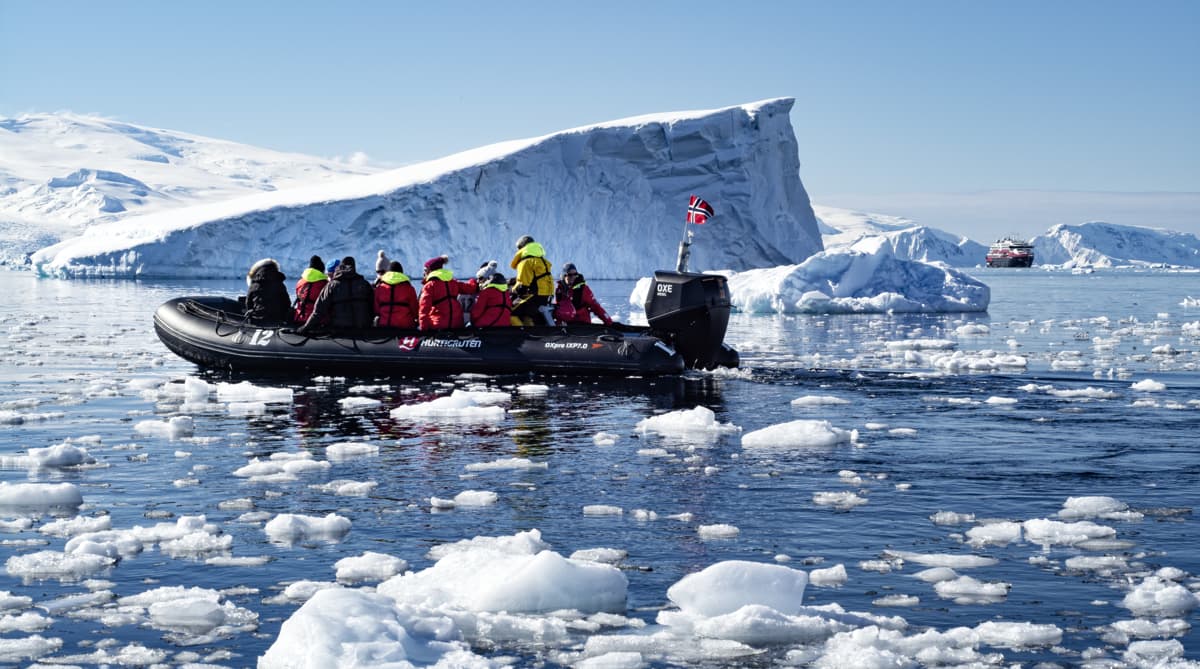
top-left (1034, 221), bottom-right (1200, 268)
top-left (0, 111), bottom-right (372, 264)
top-left (31, 99), bottom-right (822, 279)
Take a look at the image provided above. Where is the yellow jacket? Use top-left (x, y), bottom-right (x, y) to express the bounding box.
top-left (509, 242), bottom-right (553, 297)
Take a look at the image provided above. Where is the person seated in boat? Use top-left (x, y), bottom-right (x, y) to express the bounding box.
top-left (470, 272), bottom-right (513, 327)
top-left (374, 250), bottom-right (391, 279)
top-left (553, 263), bottom-right (612, 326)
top-left (509, 235), bottom-right (554, 326)
top-left (458, 260), bottom-right (497, 326)
top-left (418, 255), bottom-right (478, 330)
top-left (373, 260), bottom-right (418, 329)
top-left (292, 255), bottom-right (329, 325)
top-left (245, 258), bottom-right (291, 324)
top-left (299, 255), bottom-right (374, 331)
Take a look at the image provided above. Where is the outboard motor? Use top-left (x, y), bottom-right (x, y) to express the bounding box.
top-left (645, 271), bottom-right (739, 370)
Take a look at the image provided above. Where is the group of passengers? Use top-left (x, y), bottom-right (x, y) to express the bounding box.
top-left (244, 235), bottom-right (611, 333)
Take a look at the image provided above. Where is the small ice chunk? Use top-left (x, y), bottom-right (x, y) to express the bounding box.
top-left (583, 505), bottom-right (623, 517)
top-left (453, 490), bottom-right (498, 507)
top-left (592, 432), bottom-right (619, 446)
top-left (812, 491), bottom-right (867, 509)
top-left (464, 457), bottom-right (547, 472)
top-left (666, 560), bottom-right (808, 616)
top-left (975, 621), bottom-right (1063, 648)
top-left (326, 442), bottom-right (379, 460)
top-left (742, 420), bottom-right (854, 449)
top-left (264, 513), bottom-right (351, 544)
top-left (636, 406), bottom-right (740, 442)
top-left (1121, 576), bottom-right (1199, 617)
top-left (337, 396), bottom-right (381, 411)
top-left (808, 564), bottom-right (847, 587)
top-left (790, 395), bottom-right (850, 407)
top-left (335, 552), bottom-right (408, 583)
top-left (934, 575), bottom-right (1010, 604)
top-left (697, 524), bottom-right (740, 539)
top-left (389, 390), bottom-right (507, 422)
top-left (872, 594), bottom-right (919, 607)
top-left (133, 416), bottom-right (194, 439)
top-left (1131, 379), bottom-right (1166, 392)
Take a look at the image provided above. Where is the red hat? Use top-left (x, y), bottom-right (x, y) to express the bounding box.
top-left (424, 255), bottom-right (448, 272)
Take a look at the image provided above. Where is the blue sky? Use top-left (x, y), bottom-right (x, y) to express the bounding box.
top-left (2, 1), bottom-right (1197, 238)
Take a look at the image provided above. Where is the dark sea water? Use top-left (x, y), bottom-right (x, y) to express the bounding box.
top-left (0, 268), bottom-right (1197, 666)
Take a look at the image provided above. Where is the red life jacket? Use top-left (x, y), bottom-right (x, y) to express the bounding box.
top-left (418, 270), bottom-right (477, 330)
top-left (374, 272), bottom-right (418, 328)
top-left (293, 268), bottom-right (329, 324)
top-left (470, 284), bottom-right (512, 327)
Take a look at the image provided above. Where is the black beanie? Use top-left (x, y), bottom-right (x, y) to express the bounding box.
top-left (388, 260), bottom-right (403, 273)
top-left (341, 256), bottom-right (356, 271)
top-left (309, 255), bottom-right (323, 271)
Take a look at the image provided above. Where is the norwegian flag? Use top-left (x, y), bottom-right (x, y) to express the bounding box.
top-left (686, 195), bottom-right (714, 225)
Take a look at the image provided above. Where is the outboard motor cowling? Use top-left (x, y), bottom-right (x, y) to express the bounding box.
top-left (645, 271), bottom-right (736, 370)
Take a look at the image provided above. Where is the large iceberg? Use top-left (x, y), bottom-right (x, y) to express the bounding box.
top-left (0, 112), bottom-right (371, 265)
top-left (816, 205), bottom-right (987, 268)
top-left (30, 99), bottom-right (822, 280)
top-left (1034, 221), bottom-right (1200, 268)
top-left (632, 244), bottom-right (989, 314)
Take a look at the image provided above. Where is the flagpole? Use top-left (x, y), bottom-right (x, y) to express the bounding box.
top-left (676, 221), bottom-right (692, 273)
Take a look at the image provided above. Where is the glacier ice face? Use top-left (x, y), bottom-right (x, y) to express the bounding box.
top-left (30, 99), bottom-right (822, 280)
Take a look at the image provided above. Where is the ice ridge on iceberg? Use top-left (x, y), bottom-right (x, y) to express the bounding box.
top-left (31, 99), bottom-right (822, 280)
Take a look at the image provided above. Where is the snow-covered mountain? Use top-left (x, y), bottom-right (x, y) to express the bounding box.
top-left (1033, 222), bottom-right (1200, 268)
top-left (29, 99), bottom-right (822, 280)
top-left (814, 205), bottom-right (987, 267)
top-left (0, 112), bottom-right (374, 264)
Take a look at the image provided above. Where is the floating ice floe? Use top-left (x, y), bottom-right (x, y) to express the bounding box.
top-left (326, 442), bottom-right (379, 461)
top-left (1022, 518), bottom-right (1116, 547)
top-left (933, 575), bottom-right (1011, 604)
top-left (233, 452), bottom-right (331, 483)
top-left (5, 550), bottom-right (113, 582)
top-left (1057, 496), bottom-right (1144, 522)
top-left (133, 415), bottom-right (194, 439)
top-left (1130, 378), bottom-right (1166, 392)
top-left (0, 441), bottom-right (97, 470)
top-left (335, 552), bottom-right (410, 584)
top-left (389, 389), bottom-right (508, 422)
top-left (790, 395), bottom-right (851, 407)
top-left (264, 513), bottom-right (351, 544)
top-left (0, 482), bottom-right (83, 512)
top-left (635, 406), bottom-right (740, 444)
top-left (742, 420), bottom-right (856, 449)
top-left (464, 457), bottom-right (548, 472)
top-left (309, 480), bottom-right (377, 496)
top-left (1121, 576), bottom-right (1199, 618)
top-left (697, 524), bottom-right (740, 539)
top-left (259, 588), bottom-right (490, 668)
top-left (337, 396), bottom-right (382, 411)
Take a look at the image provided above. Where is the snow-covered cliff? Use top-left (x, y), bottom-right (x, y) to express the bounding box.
top-left (1034, 222), bottom-right (1200, 268)
top-left (815, 205), bottom-right (986, 267)
top-left (0, 112), bottom-right (372, 264)
top-left (30, 99), bottom-right (822, 280)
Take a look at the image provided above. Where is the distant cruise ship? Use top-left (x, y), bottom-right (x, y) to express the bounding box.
top-left (986, 237), bottom-right (1035, 267)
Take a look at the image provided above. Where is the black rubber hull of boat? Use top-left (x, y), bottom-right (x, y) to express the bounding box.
top-left (153, 297), bottom-right (687, 377)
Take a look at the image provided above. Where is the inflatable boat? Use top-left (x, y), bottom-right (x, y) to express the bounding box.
top-left (153, 271), bottom-right (739, 377)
